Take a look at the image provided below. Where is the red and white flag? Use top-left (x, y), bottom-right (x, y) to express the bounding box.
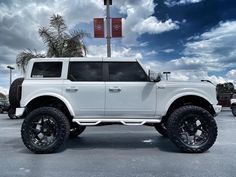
top-left (94, 18), bottom-right (104, 38)
top-left (112, 18), bottom-right (122, 38)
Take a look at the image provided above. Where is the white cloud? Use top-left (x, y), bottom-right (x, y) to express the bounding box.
top-left (163, 49), bottom-right (175, 53)
top-left (0, 0), bottom-right (235, 90)
top-left (144, 60), bottom-right (233, 84)
top-left (165, 0), bottom-right (203, 7)
top-left (226, 70), bottom-right (236, 79)
top-left (114, 0), bottom-right (180, 46)
top-left (169, 21), bottom-right (236, 73)
top-left (0, 0), bottom-right (106, 92)
top-left (140, 42), bottom-right (149, 47)
top-left (169, 71), bottom-right (230, 84)
top-left (58, 0), bottom-right (105, 24)
top-left (87, 44), bottom-right (143, 60)
top-left (146, 50), bottom-right (158, 56)
top-left (142, 21), bottom-right (236, 85)
top-left (133, 17), bottom-right (179, 35)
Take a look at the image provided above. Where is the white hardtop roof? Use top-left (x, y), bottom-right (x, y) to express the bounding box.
top-left (30, 57), bottom-right (137, 62)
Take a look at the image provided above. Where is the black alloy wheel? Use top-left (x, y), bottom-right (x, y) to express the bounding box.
top-left (69, 122), bottom-right (86, 138)
top-left (154, 123), bottom-right (168, 137)
top-left (21, 107), bottom-right (70, 154)
top-left (178, 114), bottom-right (209, 147)
top-left (28, 115), bottom-right (58, 147)
top-left (167, 105), bottom-right (217, 153)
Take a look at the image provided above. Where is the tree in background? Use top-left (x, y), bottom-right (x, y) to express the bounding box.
top-left (216, 82), bottom-right (235, 107)
top-left (16, 14), bottom-right (89, 73)
top-left (16, 49), bottom-right (45, 73)
top-left (0, 92), bottom-right (6, 101)
top-left (216, 82), bottom-right (235, 94)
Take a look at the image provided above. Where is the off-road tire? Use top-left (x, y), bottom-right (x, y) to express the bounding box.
top-left (0, 107), bottom-right (3, 113)
top-left (154, 123), bottom-right (168, 137)
top-left (232, 105), bottom-right (236, 116)
top-left (9, 78), bottom-right (24, 108)
top-left (69, 122), bottom-right (86, 138)
top-left (8, 107), bottom-right (17, 119)
top-left (167, 105), bottom-right (217, 153)
top-left (21, 107), bottom-right (70, 154)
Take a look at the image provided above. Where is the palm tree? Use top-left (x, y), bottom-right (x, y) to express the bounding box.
top-left (17, 14), bottom-right (89, 72)
top-left (16, 49), bottom-right (45, 73)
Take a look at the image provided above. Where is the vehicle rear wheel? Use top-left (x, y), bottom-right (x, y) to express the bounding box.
top-left (21, 107), bottom-right (70, 154)
top-left (232, 105), bottom-right (236, 116)
top-left (0, 107), bottom-right (3, 113)
top-left (167, 105), bottom-right (217, 153)
top-left (154, 123), bottom-right (168, 137)
top-left (69, 122), bottom-right (86, 138)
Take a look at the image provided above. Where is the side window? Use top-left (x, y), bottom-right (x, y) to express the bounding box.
top-left (68, 62), bottom-right (103, 81)
top-left (108, 62), bottom-right (148, 81)
top-left (31, 62), bottom-right (62, 78)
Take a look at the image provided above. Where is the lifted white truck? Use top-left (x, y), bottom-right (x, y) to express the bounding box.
top-left (13, 57), bottom-right (221, 153)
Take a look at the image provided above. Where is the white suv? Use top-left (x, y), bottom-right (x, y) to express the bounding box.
top-left (14, 57), bottom-right (221, 153)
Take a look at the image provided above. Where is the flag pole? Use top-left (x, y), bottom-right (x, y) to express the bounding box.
top-left (106, 0), bottom-right (111, 57)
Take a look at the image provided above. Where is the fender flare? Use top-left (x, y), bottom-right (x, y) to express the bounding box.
top-left (165, 92), bottom-right (212, 113)
top-left (24, 93), bottom-right (75, 117)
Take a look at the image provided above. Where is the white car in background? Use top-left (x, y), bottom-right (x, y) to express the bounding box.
top-left (231, 94), bottom-right (236, 116)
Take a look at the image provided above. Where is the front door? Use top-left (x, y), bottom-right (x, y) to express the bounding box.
top-left (105, 62), bottom-right (156, 118)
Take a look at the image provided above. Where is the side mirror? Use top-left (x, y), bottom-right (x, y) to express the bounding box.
top-left (148, 70), bottom-right (162, 82)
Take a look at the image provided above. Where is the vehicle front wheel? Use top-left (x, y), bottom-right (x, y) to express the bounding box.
top-left (167, 105), bottom-right (217, 153)
top-left (69, 122), bottom-right (86, 138)
top-left (232, 105), bottom-right (236, 116)
top-left (154, 123), bottom-right (168, 137)
top-left (21, 107), bottom-right (70, 154)
top-left (0, 107), bottom-right (3, 113)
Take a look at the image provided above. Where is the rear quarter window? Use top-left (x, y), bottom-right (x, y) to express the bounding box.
top-left (31, 62), bottom-right (62, 78)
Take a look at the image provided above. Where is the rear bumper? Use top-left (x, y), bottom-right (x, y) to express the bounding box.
top-left (213, 105), bottom-right (222, 115)
top-left (15, 107), bottom-right (25, 117)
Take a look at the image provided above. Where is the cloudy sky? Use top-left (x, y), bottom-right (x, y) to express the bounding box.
top-left (0, 0), bottom-right (236, 94)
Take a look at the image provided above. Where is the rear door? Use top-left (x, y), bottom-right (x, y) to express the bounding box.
top-left (105, 62), bottom-right (156, 118)
top-left (63, 60), bottom-right (105, 117)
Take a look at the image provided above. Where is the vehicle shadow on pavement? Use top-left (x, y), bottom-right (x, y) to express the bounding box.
top-left (62, 133), bottom-right (180, 153)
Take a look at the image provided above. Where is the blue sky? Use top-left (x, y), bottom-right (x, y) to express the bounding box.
top-left (0, 0), bottom-right (236, 94)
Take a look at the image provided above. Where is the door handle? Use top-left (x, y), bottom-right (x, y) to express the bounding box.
top-left (66, 87), bottom-right (78, 92)
top-left (109, 87), bottom-right (121, 92)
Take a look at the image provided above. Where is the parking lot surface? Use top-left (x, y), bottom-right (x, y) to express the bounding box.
top-left (0, 109), bottom-right (236, 177)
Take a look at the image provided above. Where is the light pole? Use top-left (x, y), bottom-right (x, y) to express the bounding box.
top-left (7, 66), bottom-right (15, 88)
top-left (105, 0), bottom-right (111, 57)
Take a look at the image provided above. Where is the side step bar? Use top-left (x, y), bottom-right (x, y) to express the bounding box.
top-left (73, 119), bottom-right (161, 126)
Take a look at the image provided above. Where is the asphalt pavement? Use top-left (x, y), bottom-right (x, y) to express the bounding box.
top-left (0, 109), bottom-right (236, 177)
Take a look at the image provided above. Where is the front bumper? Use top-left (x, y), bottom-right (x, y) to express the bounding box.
top-left (213, 105), bottom-right (222, 116)
top-left (15, 107), bottom-right (25, 117)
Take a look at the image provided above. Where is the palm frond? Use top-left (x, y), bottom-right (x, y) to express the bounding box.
top-left (16, 49), bottom-right (45, 73)
top-left (50, 14), bottom-right (67, 37)
top-left (16, 14), bottom-right (89, 72)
